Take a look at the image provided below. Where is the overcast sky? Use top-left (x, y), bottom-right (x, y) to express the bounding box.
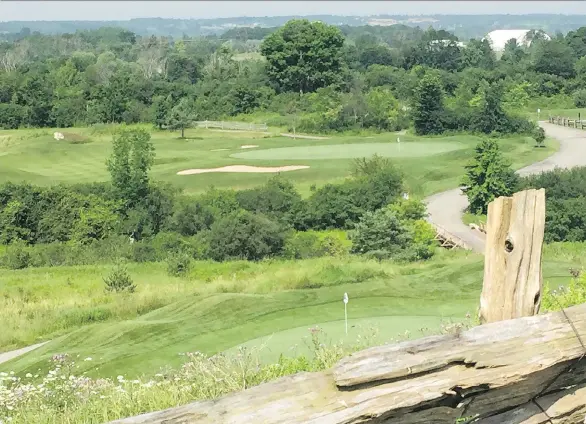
top-left (2, 1), bottom-right (586, 22)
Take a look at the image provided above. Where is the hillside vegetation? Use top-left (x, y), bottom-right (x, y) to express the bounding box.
top-left (2, 15), bottom-right (586, 424)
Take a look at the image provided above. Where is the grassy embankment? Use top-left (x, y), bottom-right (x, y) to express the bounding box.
top-left (0, 242), bottom-right (581, 379)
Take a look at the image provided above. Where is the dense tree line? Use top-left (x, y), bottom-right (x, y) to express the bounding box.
top-left (519, 167), bottom-right (586, 243)
top-left (0, 129), bottom-right (434, 268)
top-left (2, 19), bottom-right (585, 134)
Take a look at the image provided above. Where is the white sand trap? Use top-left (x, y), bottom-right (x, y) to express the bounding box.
top-left (240, 145), bottom-right (259, 149)
top-left (177, 165), bottom-right (309, 175)
top-left (210, 148), bottom-right (229, 151)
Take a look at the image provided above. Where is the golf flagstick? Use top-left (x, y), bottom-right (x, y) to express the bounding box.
top-left (343, 292), bottom-right (348, 335)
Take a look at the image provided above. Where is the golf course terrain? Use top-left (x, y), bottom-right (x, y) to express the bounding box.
top-left (0, 125), bottom-right (557, 197)
top-left (0, 122), bottom-right (566, 380)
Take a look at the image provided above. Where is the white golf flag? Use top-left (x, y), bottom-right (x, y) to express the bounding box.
top-left (343, 293), bottom-right (348, 304)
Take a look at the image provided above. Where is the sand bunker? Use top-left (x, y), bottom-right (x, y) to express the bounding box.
top-left (177, 165), bottom-right (309, 175)
top-left (210, 148), bottom-right (229, 151)
top-left (240, 145), bottom-right (259, 149)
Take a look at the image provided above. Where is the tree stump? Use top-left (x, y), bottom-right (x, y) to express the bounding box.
top-left (479, 189), bottom-right (546, 324)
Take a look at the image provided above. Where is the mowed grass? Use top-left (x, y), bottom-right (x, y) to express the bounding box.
top-left (0, 126), bottom-right (557, 197)
top-left (527, 107), bottom-right (586, 121)
top-left (231, 141), bottom-right (465, 160)
top-left (0, 242), bottom-right (581, 379)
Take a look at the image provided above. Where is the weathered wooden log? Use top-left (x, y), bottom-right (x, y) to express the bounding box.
top-left (480, 189), bottom-right (546, 324)
top-left (479, 384), bottom-right (586, 424)
top-left (109, 303), bottom-right (586, 424)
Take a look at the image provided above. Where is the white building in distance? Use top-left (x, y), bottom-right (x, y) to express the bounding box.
top-left (484, 29), bottom-right (551, 52)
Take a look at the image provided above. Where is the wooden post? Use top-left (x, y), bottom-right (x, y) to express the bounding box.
top-left (479, 189), bottom-right (546, 324)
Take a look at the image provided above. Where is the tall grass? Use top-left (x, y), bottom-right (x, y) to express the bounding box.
top-left (0, 327), bottom-right (375, 424)
top-left (0, 318), bottom-right (474, 424)
top-left (0, 256), bottom-right (432, 351)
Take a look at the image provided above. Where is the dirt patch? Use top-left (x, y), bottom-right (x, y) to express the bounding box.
top-left (240, 145), bottom-right (259, 149)
top-left (177, 165), bottom-right (309, 175)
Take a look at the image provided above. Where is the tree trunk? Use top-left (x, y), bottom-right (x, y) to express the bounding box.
top-left (480, 189), bottom-right (546, 324)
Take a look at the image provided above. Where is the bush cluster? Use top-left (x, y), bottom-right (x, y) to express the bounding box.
top-left (0, 157), bottom-right (437, 269)
top-left (519, 166), bottom-right (586, 243)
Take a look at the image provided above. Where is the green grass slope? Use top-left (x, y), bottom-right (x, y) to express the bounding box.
top-left (1, 243), bottom-right (580, 379)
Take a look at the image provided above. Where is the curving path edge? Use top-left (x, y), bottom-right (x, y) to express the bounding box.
top-left (0, 342), bottom-right (49, 366)
top-left (426, 122), bottom-right (586, 254)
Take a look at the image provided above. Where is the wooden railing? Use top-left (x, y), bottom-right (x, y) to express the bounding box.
top-left (549, 115), bottom-right (586, 130)
top-left (194, 120), bottom-right (268, 131)
top-left (430, 222), bottom-right (472, 250)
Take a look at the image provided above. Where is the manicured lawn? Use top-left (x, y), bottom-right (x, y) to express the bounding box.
top-left (231, 141), bottom-right (466, 160)
top-left (0, 126), bottom-right (557, 197)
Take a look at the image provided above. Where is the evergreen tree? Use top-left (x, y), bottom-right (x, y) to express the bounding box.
top-left (461, 139), bottom-right (518, 215)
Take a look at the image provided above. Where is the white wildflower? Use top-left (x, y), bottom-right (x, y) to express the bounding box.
top-left (25, 373), bottom-right (32, 378)
top-left (84, 357), bottom-right (92, 362)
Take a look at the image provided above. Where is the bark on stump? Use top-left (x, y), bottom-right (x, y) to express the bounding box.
top-left (479, 189), bottom-right (546, 324)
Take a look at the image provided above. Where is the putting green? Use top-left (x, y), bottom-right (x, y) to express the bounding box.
top-left (224, 315), bottom-right (456, 363)
top-left (231, 142), bottom-right (465, 160)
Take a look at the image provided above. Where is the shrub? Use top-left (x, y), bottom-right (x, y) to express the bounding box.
top-left (283, 230), bottom-right (350, 259)
top-left (171, 198), bottom-right (215, 236)
top-left (388, 198), bottom-right (427, 221)
top-left (519, 166), bottom-right (586, 201)
top-left (103, 263), bottom-right (136, 293)
top-left (166, 253), bottom-right (192, 277)
top-left (305, 161), bottom-right (403, 230)
top-left (400, 220), bottom-right (436, 261)
top-left (131, 242), bottom-right (158, 263)
top-left (532, 127), bottom-right (546, 147)
top-left (350, 208), bottom-right (411, 257)
top-left (198, 187), bottom-right (240, 219)
top-left (304, 182), bottom-right (363, 230)
top-left (1, 239), bottom-right (31, 270)
top-left (207, 211), bottom-right (285, 261)
top-left (573, 88), bottom-right (586, 107)
top-left (236, 176), bottom-right (304, 225)
top-left (150, 232), bottom-right (193, 259)
top-left (520, 167), bottom-right (586, 242)
top-left (351, 154), bottom-right (392, 178)
top-left (29, 242), bottom-right (68, 267)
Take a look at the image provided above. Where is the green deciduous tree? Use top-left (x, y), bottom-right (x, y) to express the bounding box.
top-left (207, 210), bottom-right (285, 261)
top-left (461, 139), bottom-right (519, 215)
top-left (412, 73), bottom-right (445, 135)
top-left (532, 39), bottom-right (576, 78)
top-left (106, 128), bottom-right (155, 206)
top-left (167, 97), bottom-right (196, 138)
top-left (260, 19), bottom-right (346, 93)
top-left (350, 208), bottom-right (411, 256)
top-left (471, 82), bottom-right (509, 134)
